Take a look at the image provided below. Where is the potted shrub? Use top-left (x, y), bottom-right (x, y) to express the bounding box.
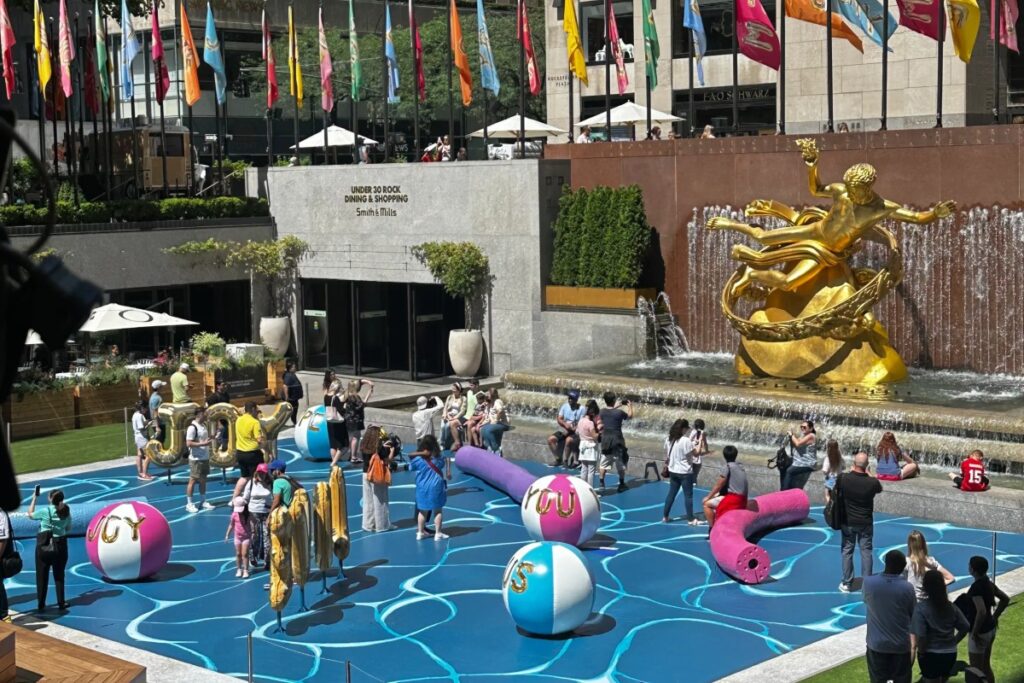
top-left (190, 331), bottom-right (226, 364)
top-left (412, 241), bottom-right (491, 377)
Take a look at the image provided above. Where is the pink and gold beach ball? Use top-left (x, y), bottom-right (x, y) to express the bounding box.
top-left (86, 501), bottom-right (172, 581)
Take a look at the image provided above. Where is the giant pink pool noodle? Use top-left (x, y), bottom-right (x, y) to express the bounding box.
top-left (453, 446), bottom-right (536, 504)
top-left (709, 489), bottom-right (810, 584)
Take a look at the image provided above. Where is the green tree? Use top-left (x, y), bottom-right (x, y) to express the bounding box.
top-left (577, 187), bottom-right (609, 288)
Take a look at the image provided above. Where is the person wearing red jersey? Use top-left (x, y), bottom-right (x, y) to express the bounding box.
top-left (949, 450), bottom-right (990, 492)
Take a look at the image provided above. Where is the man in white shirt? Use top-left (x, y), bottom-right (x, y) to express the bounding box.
top-left (412, 396), bottom-right (444, 448)
top-left (185, 408), bottom-right (214, 513)
top-left (131, 401), bottom-right (153, 481)
top-left (576, 126), bottom-right (592, 144)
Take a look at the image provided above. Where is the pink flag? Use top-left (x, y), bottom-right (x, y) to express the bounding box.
top-left (736, 0), bottom-right (780, 71)
top-left (151, 1), bottom-right (170, 104)
top-left (896, 0), bottom-right (941, 39)
top-left (58, 0), bottom-right (75, 97)
top-left (0, 0), bottom-right (15, 100)
top-left (262, 10), bottom-right (279, 108)
top-left (318, 8), bottom-right (333, 112)
top-left (607, 0), bottom-right (629, 94)
top-left (991, 0), bottom-right (1020, 52)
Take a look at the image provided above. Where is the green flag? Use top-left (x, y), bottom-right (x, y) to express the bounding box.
top-left (94, 0), bottom-right (109, 103)
top-left (642, 0), bottom-right (659, 88)
top-left (349, 0), bottom-right (361, 101)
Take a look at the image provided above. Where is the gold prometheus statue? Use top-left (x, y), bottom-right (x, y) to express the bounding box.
top-left (706, 138), bottom-right (955, 384)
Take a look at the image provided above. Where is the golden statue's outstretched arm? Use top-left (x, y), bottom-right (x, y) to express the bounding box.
top-left (890, 200), bottom-right (956, 225)
top-left (796, 139), bottom-right (833, 199)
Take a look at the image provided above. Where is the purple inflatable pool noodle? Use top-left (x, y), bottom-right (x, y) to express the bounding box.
top-left (453, 446), bottom-right (536, 504)
top-left (709, 489), bottom-right (810, 584)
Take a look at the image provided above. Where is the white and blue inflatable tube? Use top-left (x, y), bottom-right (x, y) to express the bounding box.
top-left (10, 498), bottom-right (149, 540)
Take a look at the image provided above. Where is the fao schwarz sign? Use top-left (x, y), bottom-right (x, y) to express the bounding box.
top-left (345, 185), bottom-right (411, 219)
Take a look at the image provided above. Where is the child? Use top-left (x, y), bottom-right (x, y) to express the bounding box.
top-left (409, 435), bottom-right (451, 541)
top-left (949, 450), bottom-right (990, 491)
top-left (702, 445), bottom-right (748, 532)
top-left (576, 400), bottom-right (600, 488)
top-left (225, 496), bottom-right (251, 578)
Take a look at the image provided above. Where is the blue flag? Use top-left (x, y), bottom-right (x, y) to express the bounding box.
top-left (682, 0), bottom-right (706, 86)
top-left (202, 2), bottom-right (227, 104)
top-left (477, 0), bottom-right (499, 95)
top-left (385, 3), bottom-right (400, 103)
top-left (834, 0), bottom-right (897, 49)
top-left (120, 0), bottom-right (140, 101)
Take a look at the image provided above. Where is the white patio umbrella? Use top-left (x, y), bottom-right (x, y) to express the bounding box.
top-left (79, 303), bottom-right (199, 333)
top-left (576, 100), bottom-right (682, 128)
top-left (289, 125), bottom-right (379, 149)
top-left (25, 330), bottom-right (42, 345)
top-left (470, 114), bottom-right (567, 140)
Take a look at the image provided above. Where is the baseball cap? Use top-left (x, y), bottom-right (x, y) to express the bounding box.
top-left (152, 380), bottom-right (166, 389)
top-left (256, 463), bottom-right (269, 474)
top-left (179, 362), bottom-right (189, 371)
top-left (232, 496), bottom-right (246, 512)
top-left (269, 459), bottom-right (287, 473)
top-left (567, 389), bottom-right (580, 400)
top-left (416, 396), bottom-right (428, 408)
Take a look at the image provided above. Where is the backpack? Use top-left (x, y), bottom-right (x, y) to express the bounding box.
top-left (824, 473), bottom-right (846, 530)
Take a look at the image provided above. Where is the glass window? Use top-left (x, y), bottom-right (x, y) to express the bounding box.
top-left (672, 0), bottom-right (777, 58)
top-left (581, 1), bottom-right (636, 65)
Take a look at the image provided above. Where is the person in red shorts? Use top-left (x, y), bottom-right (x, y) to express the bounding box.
top-left (949, 450), bottom-right (990, 492)
top-left (702, 445), bottom-right (748, 531)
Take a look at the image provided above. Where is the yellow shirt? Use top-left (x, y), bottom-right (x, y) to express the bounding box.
top-left (235, 413), bottom-right (263, 452)
top-left (170, 371), bottom-right (190, 403)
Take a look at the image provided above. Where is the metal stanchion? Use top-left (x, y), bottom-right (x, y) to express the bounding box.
top-left (992, 531), bottom-right (998, 582)
top-left (124, 407), bottom-right (131, 457)
top-left (346, 661), bottom-right (352, 683)
top-left (247, 632), bottom-right (254, 682)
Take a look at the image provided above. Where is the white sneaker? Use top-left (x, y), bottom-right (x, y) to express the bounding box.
top-left (434, 532), bottom-right (450, 541)
top-left (416, 531), bottom-right (429, 540)
top-left (185, 503), bottom-right (198, 513)
top-left (838, 582), bottom-right (852, 593)
top-left (689, 519), bottom-right (708, 526)
top-left (201, 502), bottom-right (215, 511)
top-left (235, 569), bottom-right (242, 578)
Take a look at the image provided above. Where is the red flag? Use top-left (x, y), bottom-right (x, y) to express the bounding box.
top-left (410, 0), bottom-right (425, 101)
top-left (606, 1), bottom-right (628, 94)
top-left (517, 0), bottom-right (541, 95)
top-left (895, 0), bottom-right (941, 40)
top-left (46, 28), bottom-right (65, 121)
top-left (736, 0), bottom-right (780, 70)
top-left (262, 9), bottom-right (278, 108)
top-left (151, 1), bottom-right (170, 103)
top-left (83, 25), bottom-right (98, 115)
top-left (0, 0), bottom-right (15, 100)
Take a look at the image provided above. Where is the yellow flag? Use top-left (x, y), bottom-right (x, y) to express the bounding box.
top-left (288, 5), bottom-right (303, 107)
top-left (563, 0), bottom-right (588, 86)
top-left (33, 0), bottom-right (51, 100)
top-left (947, 0), bottom-right (980, 63)
top-left (180, 2), bottom-right (201, 106)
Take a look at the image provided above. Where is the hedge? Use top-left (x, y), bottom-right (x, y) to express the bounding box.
top-left (0, 197), bottom-right (270, 227)
top-left (550, 184), bottom-right (652, 289)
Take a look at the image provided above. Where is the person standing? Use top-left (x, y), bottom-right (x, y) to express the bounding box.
top-left (132, 401), bottom-right (154, 481)
top-left (576, 400), bottom-right (600, 487)
top-left (962, 556), bottom-right (1010, 683)
top-left (862, 550), bottom-right (916, 683)
top-left (148, 380), bottom-right (166, 442)
top-left (837, 452), bottom-right (883, 593)
top-left (185, 408), bottom-right (214, 513)
top-left (243, 464), bottom-right (274, 569)
top-left (547, 390), bottom-right (585, 468)
top-left (0, 507), bottom-right (13, 622)
top-left (343, 379), bottom-right (374, 464)
top-left (911, 569), bottom-right (969, 683)
top-left (575, 126), bottom-right (592, 144)
top-left (689, 418), bottom-right (709, 484)
top-left (781, 420), bottom-right (817, 490)
top-left (207, 379), bottom-right (231, 406)
top-left (281, 361), bottom-right (304, 427)
top-left (235, 402), bottom-right (266, 483)
top-left (410, 435), bottom-right (451, 541)
top-left (662, 419), bottom-right (700, 525)
top-left (412, 395), bottom-right (444, 449)
top-left (822, 439), bottom-right (843, 504)
top-left (904, 530), bottom-right (954, 601)
top-left (598, 392), bottom-right (632, 493)
top-left (360, 427), bottom-right (396, 532)
top-left (28, 488), bottom-right (71, 612)
top-left (269, 459), bottom-right (302, 511)
top-left (325, 377), bottom-right (348, 468)
top-left (170, 363), bottom-right (191, 404)
top-left (225, 497), bottom-right (252, 579)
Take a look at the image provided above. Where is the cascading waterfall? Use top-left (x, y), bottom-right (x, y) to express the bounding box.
top-left (637, 292), bottom-right (690, 358)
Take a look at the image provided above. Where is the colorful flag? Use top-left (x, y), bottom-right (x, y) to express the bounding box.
top-left (477, 0), bottom-right (498, 95)
top-left (736, 0), bottom-right (781, 70)
top-left (83, 22), bottom-right (98, 114)
top-left (991, 0), bottom-right (1019, 51)
top-left (518, 0), bottom-right (541, 95)
top-left (204, 2), bottom-right (227, 104)
top-left (835, 0), bottom-right (897, 48)
top-left (683, 0), bottom-right (706, 85)
top-left (451, 0), bottom-right (473, 105)
top-left (607, 1), bottom-right (628, 94)
top-left (947, 0), bottom-right (981, 61)
top-left (47, 34), bottom-right (66, 121)
top-left (58, 0), bottom-right (74, 98)
top-left (787, 0), bottom-right (864, 50)
top-left (894, 0), bottom-right (940, 39)
top-left (34, 0), bottom-right (51, 101)
top-left (642, 0), bottom-right (660, 87)
top-left (287, 5), bottom-right (303, 107)
top-left (94, 0), bottom-right (110, 104)
top-left (386, 3), bottom-right (401, 102)
top-left (349, 0), bottom-right (362, 101)
top-left (318, 8), bottom-right (333, 112)
top-left (261, 10), bottom-right (277, 108)
top-left (0, 0), bottom-right (14, 100)
top-left (120, 0), bottom-right (140, 101)
top-left (181, 1), bottom-right (200, 106)
top-left (151, 1), bottom-right (170, 104)
top-left (409, 0), bottom-right (425, 101)
top-left (563, 0), bottom-right (588, 86)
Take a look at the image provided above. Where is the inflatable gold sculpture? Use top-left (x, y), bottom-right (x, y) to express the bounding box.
top-left (289, 488), bottom-right (311, 610)
top-left (144, 401), bottom-right (292, 469)
top-left (329, 466), bottom-right (351, 577)
top-left (269, 505), bottom-right (293, 630)
top-left (707, 138), bottom-right (956, 385)
top-left (314, 482), bottom-right (333, 591)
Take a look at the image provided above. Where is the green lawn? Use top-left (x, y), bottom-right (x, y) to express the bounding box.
top-left (10, 423), bottom-right (130, 474)
top-left (803, 600), bottom-right (1024, 682)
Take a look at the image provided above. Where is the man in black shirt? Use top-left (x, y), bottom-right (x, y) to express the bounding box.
top-left (837, 451), bottom-right (883, 592)
top-left (598, 392), bottom-right (633, 494)
top-left (282, 361), bottom-right (304, 427)
top-left (206, 380), bottom-right (231, 407)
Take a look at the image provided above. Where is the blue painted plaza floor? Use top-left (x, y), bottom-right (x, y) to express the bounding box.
top-left (7, 438), bottom-right (1024, 682)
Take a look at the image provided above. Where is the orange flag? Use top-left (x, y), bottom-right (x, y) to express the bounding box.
top-left (180, 1), bottom-right (200, 105)
top-left (785, 0), bottom-right (864, 52)
top-left (450, 0), bottom-right (472, 106)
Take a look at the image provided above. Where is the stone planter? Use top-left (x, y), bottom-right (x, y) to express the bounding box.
top-left (545, 285), bottom-right (656, 311)
top-left (260, 317), bottom-right (291, 357)
top-left (5, 388), bottom-right (76, 440)
top-left (448, 329), bottom-right (483, 377)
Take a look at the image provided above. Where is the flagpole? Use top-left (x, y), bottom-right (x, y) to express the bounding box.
top-left (35, 23), bottom-right (46, 183)
top-left (483, 87), bottom-right (489, 150)
top-left (410, 0), bottom-right (420, 161)
top-left (105, 27), bottom-right (115, 197)
top-left (732, 0), bottom-right (738, 133)
top-left (214, 98), bottom-right (222, 192)
top-left (881, 0), bottom-right (889, 129)
top-left (519, 0), bottom-right (526, 156)
top-left (688, 32), bottom-right (694, 137)
top-left (993, 0), bottom-right (1001, 123)
top-left (826, 0), bottom-right (834, 131)
top-left (142, 31), bottom-right (152, 122)
top-left (127, 34), bottom-right (142, 198)
top-left (936, 2), bottom-right (944, 127)
top-left (383, 5), bottom-right (389, 162)
top-left (604, 0), bottom-right (610, 139)
top-left (49, 17), bottom-right (59, 184)
top-left (568, 70), bottom-right (574, 143)
top-left (75, 13), bottom-right (85, 195)
top-left (351, 97), bottom-right (357, 164)
top-left (645, 75), bottom-right (651, 137)
top-left (447, 0), bottom-right (454, 160)
top-left (779, 1), bottom-right (785, 134)
top-left (88, 12), bottom-right (99, 178)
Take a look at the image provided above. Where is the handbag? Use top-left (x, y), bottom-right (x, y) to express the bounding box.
top-left (367, 453), bottom-right (392, 486)
top-left (1, 513), bottom-right (21, 579)
top-left (768, 438), bottom-right (794, 470)
top-left (325, 396), bottom-right (342, 422)
top-left (824, 473), bottom-right (845, 530)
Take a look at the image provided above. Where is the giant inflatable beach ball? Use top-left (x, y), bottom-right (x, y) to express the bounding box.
top-left (521, 474), bottom-right (601, 546)
top-left (501, 541), bottom-right (595, 635)
top-left (294, 405), bottom-right (332, 461)
top-left (86, 501), bottom-right (172, 582)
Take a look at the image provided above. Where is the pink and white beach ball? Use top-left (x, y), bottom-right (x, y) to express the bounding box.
top-left (86, 502), bottom-right (172, 581)
top-left (520, 474), bottom-right (601, 546)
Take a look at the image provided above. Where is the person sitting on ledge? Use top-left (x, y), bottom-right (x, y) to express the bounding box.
top-left (875, 431), bottom-right (919, 481)
top-left (949, 450), bottom-right (990, 492)
top-left (702, 445), bottom-right (748, 533)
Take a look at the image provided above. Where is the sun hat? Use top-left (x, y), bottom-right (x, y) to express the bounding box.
top-left (416, 396), bottom-right (428, 409)
top-left (152, 380), bottom-right (166, 389)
